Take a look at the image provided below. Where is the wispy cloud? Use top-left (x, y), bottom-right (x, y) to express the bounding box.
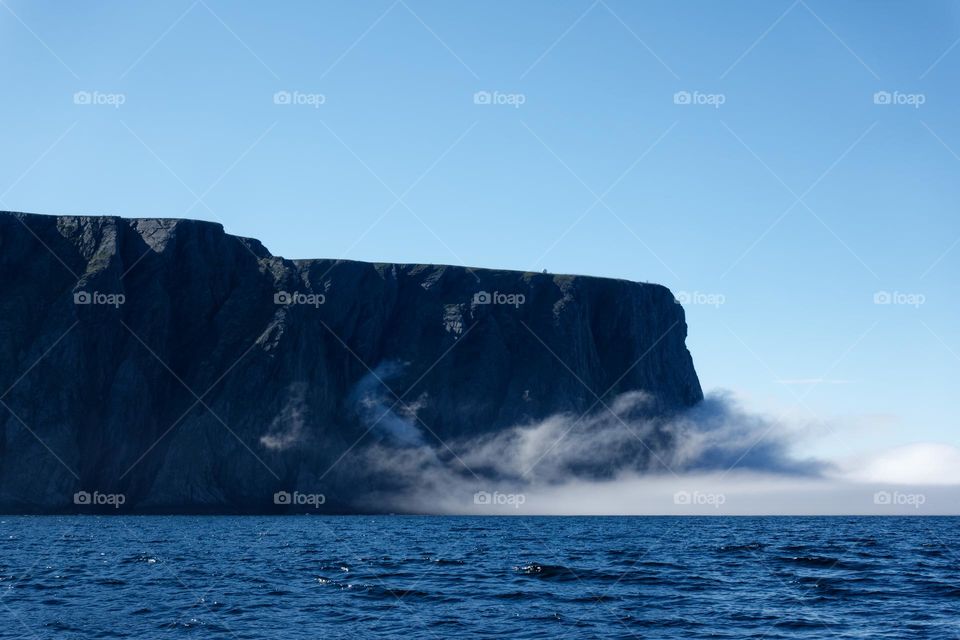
top-left (345, 390), bottom-right (830, 512)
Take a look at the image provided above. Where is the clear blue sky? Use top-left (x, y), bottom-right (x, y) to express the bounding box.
top-left (1, 0), bottom-right (957, 463)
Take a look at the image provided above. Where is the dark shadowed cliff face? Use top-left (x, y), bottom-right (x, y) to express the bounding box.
top-left (0, 212), bottom-right (702, 513)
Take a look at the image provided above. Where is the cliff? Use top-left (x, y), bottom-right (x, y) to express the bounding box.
top-left (0, 211), bottom-right (702, 512)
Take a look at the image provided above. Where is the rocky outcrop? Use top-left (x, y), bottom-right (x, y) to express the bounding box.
top-left (0, 211), bottom-right (702, 512)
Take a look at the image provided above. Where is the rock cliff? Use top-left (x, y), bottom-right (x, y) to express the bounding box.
top-left (0, 212), bottom-right (702, 512)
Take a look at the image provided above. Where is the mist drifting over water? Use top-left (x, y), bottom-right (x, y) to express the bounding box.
top-left (344, 387), bottom-right (960, 515)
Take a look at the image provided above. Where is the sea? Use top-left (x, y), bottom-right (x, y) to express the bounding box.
top-left (0, 516), bottom-right (956, 638)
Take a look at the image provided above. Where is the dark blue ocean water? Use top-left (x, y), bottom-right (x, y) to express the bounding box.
top-left (0, 516), bottom-right (957, 639)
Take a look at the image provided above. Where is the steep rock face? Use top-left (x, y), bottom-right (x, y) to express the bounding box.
top-left (0, 212), bottom-right (702, 512)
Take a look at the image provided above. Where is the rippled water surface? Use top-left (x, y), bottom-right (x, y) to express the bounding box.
top-left (0, 516), bottom-right (957, 638)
